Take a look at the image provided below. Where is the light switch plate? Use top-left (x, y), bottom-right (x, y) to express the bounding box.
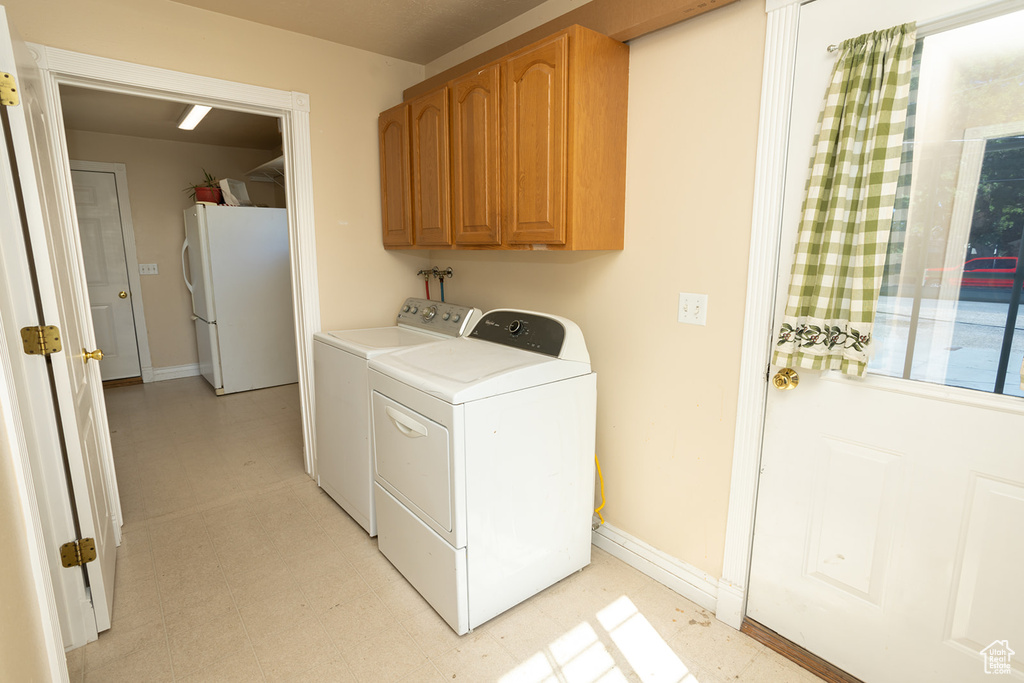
top-left (678, 293), bottom-right (708, 326)
top-left (139, 263), bottom-right (158, 275)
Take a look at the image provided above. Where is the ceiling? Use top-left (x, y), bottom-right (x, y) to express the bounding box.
top-left (166, 0), bottom-right (553, 65)
top-left (59, 86), bottom-right (282, 150)
top-left (60, 0), bottom-right (561, 148)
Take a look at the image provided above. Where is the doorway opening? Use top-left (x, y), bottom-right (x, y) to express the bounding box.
top-left (60, 85), bottom-right (288, 386)
top-left (23, 40), bottom-right (320, 666)
top-left (57, 84), bottom-right (306, 526)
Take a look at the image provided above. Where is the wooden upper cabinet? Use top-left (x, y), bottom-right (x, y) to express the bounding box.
top-left (559, 26), bottom-right (629, 250)
top-left (410, 88), bottom-right (452, 247)
top-left (505, 34), bottom-right (568, 246)
top-left (450, 64), bottom-right (501, 246)
top-left (379, 25), bottom-right (628, 251)
top-left (378, 103), bottom-right (413, 248)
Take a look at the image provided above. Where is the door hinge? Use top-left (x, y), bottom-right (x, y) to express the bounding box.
top-left (0, 72), bottom-right (19, 106)
top-left (60, 538), bottom-right (97, 568)
top-left (21, 325), bottom-right (62, 356)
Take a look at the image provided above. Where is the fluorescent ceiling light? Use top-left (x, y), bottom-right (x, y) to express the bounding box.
top-left (177, 104), bottom-right (212, 130)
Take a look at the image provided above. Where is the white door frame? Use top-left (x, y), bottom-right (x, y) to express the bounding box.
top-left (69, 160), bottom-right (154, 382)
top-left (717, 0), bottom-right (1024, 630)
top-left (30, 43), bottom-right (322, 478)
top-left (14, 43), bottom-right (321, 675)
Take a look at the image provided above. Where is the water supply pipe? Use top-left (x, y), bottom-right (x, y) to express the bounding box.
top-left (417, 269), bottom-right (432, 299)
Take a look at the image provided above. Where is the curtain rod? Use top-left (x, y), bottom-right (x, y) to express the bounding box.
top-left (824, 0), bottom-right (1024, 53)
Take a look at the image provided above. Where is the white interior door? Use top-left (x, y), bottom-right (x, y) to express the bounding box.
top-left (71, 167), bottom-right (141, 381)
top-left (747, 1), bottom-right (1024, 682)
top-left (1, 7), bottom-right (118, 636)
top-left (0, 63), bottom-right (90, 663)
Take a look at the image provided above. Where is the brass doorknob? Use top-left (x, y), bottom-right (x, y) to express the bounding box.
top-left (772, 367), bottom-right (799, 390)
top-left (83, 348), bottom-right (104, 363)
top-left (118, 291), bottom-right (128, 299)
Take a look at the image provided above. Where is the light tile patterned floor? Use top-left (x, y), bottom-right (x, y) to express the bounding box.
top-left (66, 376), bottom-right (821, 682)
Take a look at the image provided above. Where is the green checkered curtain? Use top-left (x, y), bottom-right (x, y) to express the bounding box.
top-left (773, 23), bottom-right (917, 377)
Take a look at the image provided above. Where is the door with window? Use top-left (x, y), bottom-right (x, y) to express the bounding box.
top-left (747, 2), bottom-right (1024, 682)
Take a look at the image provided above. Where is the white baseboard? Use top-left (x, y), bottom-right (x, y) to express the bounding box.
top-left (715, 581), bottom-right (745, 629)
top-left (148, 363), bottom-right (200, 382)
top-left (591, 523), bottom-right (719, 614)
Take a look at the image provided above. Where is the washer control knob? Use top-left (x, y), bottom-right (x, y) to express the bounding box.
top-left (509, 319), bottom-right (524, 336)
top-left (410, 306), bottom-right (418, 314)
top-left (402, 305), bottom-right (411, 312)
top-left (422, 305), bottom-right (437, 321)
top-left (442, 312), bottom-right (451, 321)
top-left (452, 314), bottom-right (461, 322)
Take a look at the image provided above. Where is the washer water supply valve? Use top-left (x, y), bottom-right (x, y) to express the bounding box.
top-left (415, 267), bottom-right (455, 302)
top-left (416, 269), bottom-right (432, 299)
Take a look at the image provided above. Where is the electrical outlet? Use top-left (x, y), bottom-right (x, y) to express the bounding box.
top-left (139, 263), bottom-right (158, 275)
top-left (678, 293), bottom-right (708, 326)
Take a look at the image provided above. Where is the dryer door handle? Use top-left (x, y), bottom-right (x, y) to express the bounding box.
top-left (385, 406), bottom-right (428, 438)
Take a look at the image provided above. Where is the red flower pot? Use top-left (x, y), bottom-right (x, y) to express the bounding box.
top-left (195, 186), bottom-right (222, 204)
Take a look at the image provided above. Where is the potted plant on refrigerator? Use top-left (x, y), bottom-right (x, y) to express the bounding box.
top-left (184, 169), bottom-right (222, 204)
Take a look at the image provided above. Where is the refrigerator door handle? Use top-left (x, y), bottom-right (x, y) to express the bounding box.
top-left (182, 238), bottom-right (194, 294)
top-left (182, 238), bottom-right (200, 317)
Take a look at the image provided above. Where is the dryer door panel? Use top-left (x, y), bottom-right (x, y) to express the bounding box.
top-left (372, 391), bottom-right (453, 532)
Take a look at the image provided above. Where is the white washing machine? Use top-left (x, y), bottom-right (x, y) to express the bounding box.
top-left (368, 309), bottom-right (597, 634)
top-left (313, 298), bottom-right (479, 536)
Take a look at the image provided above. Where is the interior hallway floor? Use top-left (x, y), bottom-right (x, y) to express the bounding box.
top-left (66, 376), bottom-right (821, 683)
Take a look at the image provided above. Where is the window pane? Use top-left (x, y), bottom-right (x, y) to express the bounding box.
top-left (869, 10), bottom-right (1024, 399)
top-left (1009, 325), bottom-right (1024, 398)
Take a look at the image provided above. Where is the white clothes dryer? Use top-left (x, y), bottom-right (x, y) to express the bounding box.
top-left (368, 309), bottom-right (597, 634)
top-left (313, 298), bottom-right (479, 536)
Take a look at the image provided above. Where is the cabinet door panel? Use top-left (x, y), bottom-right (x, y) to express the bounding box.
top-left (379, 103), bottom-right (413, 248)
top-left (505, 34), bottom-right (567, 245)
top-left (411, 88), bottom-right (451, 246)
top-left (451, 65), bottom-right (501, 246)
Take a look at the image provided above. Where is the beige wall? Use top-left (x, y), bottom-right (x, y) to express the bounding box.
top-left (5, 0), bottom-right (765, 597)
top-left (5, 0), bottom-right (432, 335)
top-left (0, 423), bottom-right (50, 681)
top-left (65, 129), bottom-right (284, 369)
top-left (427, 0), bottom-right (766, 576)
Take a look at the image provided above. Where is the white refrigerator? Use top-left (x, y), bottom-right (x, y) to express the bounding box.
top-left (182, 204), bottom-right (298, 395)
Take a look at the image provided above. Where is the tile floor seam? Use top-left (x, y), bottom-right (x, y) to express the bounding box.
top-left (416, 659), bottom-right (448, 682)
top-left (139, 486), bottom-right (179, 682)
top-left (474, 617), bottom-right (528, 668)
top-left (241, 477), bottom-right (353, 681)
top-left (281, 577), bottom-right (347, 677)
top-left (302, 491), bottom-right (391, 608)
top-left (200, 507), bottom-right (270, 683)
top-left (140, 517), bottom-right (181, 683)
top-left (83, 520), bottom-right (161, 674)
top-left (393, 611), bottom-right (442, 667)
